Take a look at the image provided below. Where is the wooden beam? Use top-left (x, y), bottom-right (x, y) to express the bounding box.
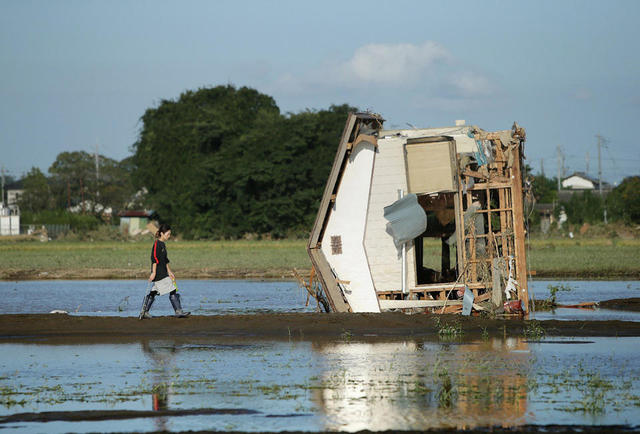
top-left (307, 247), bottom-right (351, 313)
top-left (509, 144), bottom-right (529, 312)
top-left (379, 299), bottom-right (463, 309)
top-left (308, 114), bottom-right (358, 248)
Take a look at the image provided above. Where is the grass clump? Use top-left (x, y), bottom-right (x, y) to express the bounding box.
top-left (435, 317), bottom-right (463, 339)
top-left (523, 320), bottom-right (546, 340)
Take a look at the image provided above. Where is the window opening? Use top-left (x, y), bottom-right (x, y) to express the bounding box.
top-left (414, 193), bottom-right (457, 285)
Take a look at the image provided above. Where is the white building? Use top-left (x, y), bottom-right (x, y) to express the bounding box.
top-left (561, 172), bottom-right (611, 191)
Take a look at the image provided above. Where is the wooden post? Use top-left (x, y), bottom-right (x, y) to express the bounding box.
top-left (509, 144), bottom-right (529, 312)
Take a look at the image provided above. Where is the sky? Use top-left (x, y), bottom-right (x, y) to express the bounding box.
top-left (1, 0), bottom-right (639, 185)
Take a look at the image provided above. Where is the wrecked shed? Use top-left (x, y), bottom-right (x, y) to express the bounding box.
top-left (305, 112), bottom-right (529, 314)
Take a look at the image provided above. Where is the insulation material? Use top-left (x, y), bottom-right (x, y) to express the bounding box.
top-left (405, 140), bottom-right (455, 194)
top-left (383, 193), bottom-right (427, 247)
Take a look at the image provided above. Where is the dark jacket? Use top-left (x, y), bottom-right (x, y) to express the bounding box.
top-left (150, 240), bottom-right (170, 282)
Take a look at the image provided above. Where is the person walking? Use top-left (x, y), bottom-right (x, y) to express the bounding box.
top-left (138, 224), bottom-right (190, 319)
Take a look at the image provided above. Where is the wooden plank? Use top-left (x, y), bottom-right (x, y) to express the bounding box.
top-left (475, 207), bottom-right (513, 213)
top-left (379, 299), bottom-right (463, 309)
top-left (307, 247), bottom-right (351, 313)
top-left (455, 157), bottom-right (465, 285)
top-left (468, 182), bottom-right (512, 191)
top-left (486, 183), bottom-right (494, 270)
top-left (509, 144), bottom-right (529, 312)
top-left (308, 114), bottom-right (358, 248)
top-left (410, 281), bottom-right (485, 291)
top-left (353, 133), bottom-right (377, 149)
top-left (498, 189), bottom-right (508, 256)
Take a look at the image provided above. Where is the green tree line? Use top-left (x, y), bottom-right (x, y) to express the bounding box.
top-left (529, 171), bottom-right (640, 227)
top-left (16, 84), bottom-right (639, 238)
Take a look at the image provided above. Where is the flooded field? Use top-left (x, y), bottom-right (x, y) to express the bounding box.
top-left (0, 279), bottom-right (638, 318)
top-left (0, 280), bottom-right (315, 316)
top-left (1, 336), bottom-right (640, 432)
top-left (1, 279), bottom-right (640, 432)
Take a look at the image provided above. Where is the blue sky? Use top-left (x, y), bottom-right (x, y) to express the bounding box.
top-left (1, 0), bottom-right (639, 184)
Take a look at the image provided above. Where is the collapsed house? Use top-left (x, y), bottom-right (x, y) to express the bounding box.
top-left (306, 112), bottom-right (529, 314)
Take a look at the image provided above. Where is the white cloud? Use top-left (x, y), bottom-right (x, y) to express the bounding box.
top-left (267, 41), bottom-right (498, 107)
top-left (337, 41), bottom-right (450, 85)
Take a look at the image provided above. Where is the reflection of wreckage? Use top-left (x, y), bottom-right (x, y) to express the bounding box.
top-left (310, 339), bottom-right (529, 430)
top-left (302, 112), bottom-right (530, 314)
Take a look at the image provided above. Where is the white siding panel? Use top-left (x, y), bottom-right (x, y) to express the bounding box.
top-left (320, 144), bottom-right (380, 312)
top-left (364, 137), bottom-right (417, 292)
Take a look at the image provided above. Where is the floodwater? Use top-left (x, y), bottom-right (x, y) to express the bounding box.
top-left (0, 279), bottom-right (638, 318)
top-left (1, 279), bottom-right (640, 432)
top-left (0, 280), bottom-right (316, 316)
top-left (529, 280), bottom-right (640, 321)
top-left (1, 337), bottom-right (639, 432)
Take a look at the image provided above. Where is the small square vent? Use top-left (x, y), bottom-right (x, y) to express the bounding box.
top-left (330, 235), bottom-right (342, 255)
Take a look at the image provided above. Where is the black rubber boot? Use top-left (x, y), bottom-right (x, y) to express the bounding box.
top-left (169, 292), bottom-right (190, 318)
top-left (138, 292), bottom-right (156, 320)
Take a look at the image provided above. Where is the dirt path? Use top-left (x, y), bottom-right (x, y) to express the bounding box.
top-left (2, 313), bottom-right (640, 343)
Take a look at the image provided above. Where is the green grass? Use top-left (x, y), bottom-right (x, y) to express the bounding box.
top-left (421, 237), bottom-right (640, 278)
top-left (527, 238), bottom-right (640, 278)
top-left (0, 239), bottom-right (311, 278)
top-left (0, 237), bottom-right (638, 279)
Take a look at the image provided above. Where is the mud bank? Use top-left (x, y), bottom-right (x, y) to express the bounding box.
top-left (600, 297), bottom-right (640, 311)
top-left (2, 313), bottom-right (640, 343)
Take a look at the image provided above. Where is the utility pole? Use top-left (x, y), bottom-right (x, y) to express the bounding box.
top-left (556, 145), bottom-right (564, 191)
top-left (94, 143), bottom-right (100, 201)
top-left (586, 152), bottom-right (590, 175)
top-left (1, 166), bottom-right (5, 207)
top-left (596, 134), bottom-right (607, 224)
top-left (540, 158), bottom-right (545, 177)
top-left (596, 135), bottom-right (603, 197)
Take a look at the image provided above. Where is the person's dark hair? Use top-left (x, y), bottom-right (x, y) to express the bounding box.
top-left (155, 223), bottom-right (171, 238)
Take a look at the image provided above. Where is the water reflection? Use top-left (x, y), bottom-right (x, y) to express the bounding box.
top-left (2, 337), bottom-right (639, 433)
top-left (311, 338), bottom-right (531, 431)
top-left (141, 340), bottom-right (179, 431)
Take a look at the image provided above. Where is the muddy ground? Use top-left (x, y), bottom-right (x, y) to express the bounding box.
top-left (2, 311), bottom-right (640, 343)
top-left (599, 297), bottom-right (640, 311)
top-left (3, 312), bottom-right (640, 433)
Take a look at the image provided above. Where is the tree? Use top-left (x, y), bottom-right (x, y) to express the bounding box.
top-left (99, 156), bottom-right (136, 211)
top-left (49, 151), bottom-right (96, 210)
top-left (132, 85), bottom-right (356, 238)
top-left (48, 151), bottom-right (135, 213)
top-left (17, 167), bottom-right (51, 212)
top-left (531, 173), bottom-right (557, 203)
top-left (561, 190), bottom-right (604, 225)
top-left (607, 176), bottom-right (640, 223)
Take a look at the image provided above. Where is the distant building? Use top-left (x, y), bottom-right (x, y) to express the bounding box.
top-left (119, 210), bottom-right (153, 236)
top-left (534, 203), bottom-right (554, 234)
top-left (5, 180), bottom-right (23, 206)
top-left (1, 180), bottom-right (21, 236)
top-left (561, 172), bottom-right (611, 191)
top-left (559, 172), bottom-right (611, 202)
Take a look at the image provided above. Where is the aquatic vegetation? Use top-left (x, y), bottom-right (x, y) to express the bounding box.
top-left (523, 320), bottom-right (546, 340)
top-left (117, 296), bottom-right (129, 312)
top-left (435, 318), bottom-right (463, 339)
top-left (481, 326), bottom-right (489, 341)
top-left (339, 329), bottom-right (353, 342)
top-left (547, 283), bottom-right (573, 305)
